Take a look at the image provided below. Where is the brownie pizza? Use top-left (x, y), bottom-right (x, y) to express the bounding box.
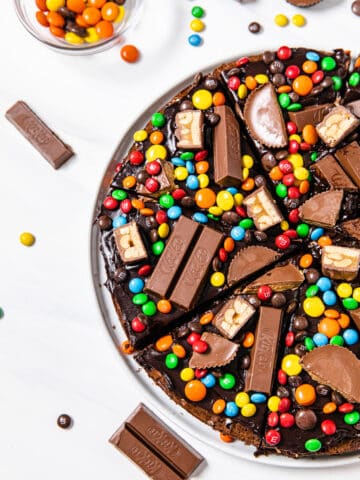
top-left (96, 46), bottom-right (360, 458)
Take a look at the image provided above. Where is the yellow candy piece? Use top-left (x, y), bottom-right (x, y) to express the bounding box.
top-left (241, 403), bottom-right (256, 418)
top-left (174, 166), bottom-right (188, 181)
top-left (190, 18), bottom-right (205, 32)
top-left (294, 167), bottom-right (309, 181)
top-left (337, 283), bottom-right (353, 298)
top-left (281, 354), bottom-right (302, 376)
top-left (133, 129), bottom-right (148, 142)
top-left (274, 13), bottom-right (289, 27)
top-left (237, 84), bottom-right (248, 100)
top-left (180, 368), bottom-right (195, 382)
top-left (197, 173), bottom-right (209, 188)
top-left (288, 153), bottom-right (304, 168)
top-left (234, 193), bottom-right (244, 206)
top-left (46, 0), bottom-right (65, 11)
top-left (65, 32), bottom-right (84, 45)
top-left (353, 287), bottom-right (360, 302)
top-left (235, 392), bottom-right (250, 408)
top-left (85, 27), bottom-right (99, 43)
top-left (267, 396), bottom-right (281, 412)
top-left (292, 14), bottom-right (306, 27)
top-left (303, 296), bottom-right (325, 317)
top-left (146, 144), bottom-right (167, 162)
top-left (242, 167), bottom-right (249, 180)
top-left (192, 89), bottom-right (213, 110)
top-left (114, 6), bottom-right (125, 23)
top-left (289, 134), bottom-right (302, 143)
top-left (242, 154), bottom-right (254, 169)
top-left (19, 232), bottom-right (35, 247)
top-left (158, 223), bottom-right (170, 239)
top-left (254, 74), bottom-right (269, 84)
top-left (210, 272), bottom-right (225, 287)
top-left (216, 190), bottom-right (234, 211)
top-left (208, 206), bottom-right (223, 216)
top-left (280, 220), bottom-right (289, 231)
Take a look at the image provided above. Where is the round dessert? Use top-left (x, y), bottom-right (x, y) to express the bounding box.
top-left (96, 46), bottom-right (360, 458)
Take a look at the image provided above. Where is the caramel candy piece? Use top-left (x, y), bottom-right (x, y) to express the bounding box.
top-left (335, 141), bottom-right (360, 188)
top-left (301, 345), bottom-right (360, 403)
top-left (243, 263), bottom-right (304, 293)
top-left (341, 217), bottom-right (360, 241)
top-left (189, 332), bottom-right (239, 369)
top-left (213, 296), bottom-right (255, 339)
top-left (244, 83), bottom-right (287, 148)
top-left (316, 105), bottom-right (360, 148)
top-left (288, 103), bottom-right (332, 131)
top-left (213, 105), bottom-right (243, 186)
top-left (243, 186), bottom-right (283, 231)
top-left (245, 307), bottom-right (283, 394)
top-left (227, 246), bottom-right (280, 286)
top-left (321, 245), bottom-right (360, 281)
top-left (298, 190), bottom-right (343, 228)
top-left (175, 110), bottom-right (204, 150)
top-left (114, 221), bottom-right (148, 264)
top-left (311, 154), bottom-right (356, 191)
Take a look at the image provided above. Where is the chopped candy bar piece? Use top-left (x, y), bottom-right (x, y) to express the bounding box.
top-left (316, 106), bottom-right (360, 148)
top-left (321, 245), bottom-right (360, 281)
top-left (311, 154), bottom-right (356, 191)
top-left (114, 221), bottom-right (148, 264)
top-left (189, 332), bottom-right (239, 369)
top-left (335, 141), bottom-right (360, 188)
top-left (243, 186), bottom-right (283, 231)
top-left (299, 190), bottom-right (343, 228)
top-left (213, 296), bottom-right (255, 339)
top-left (175, 110), bottom-right (204, 150)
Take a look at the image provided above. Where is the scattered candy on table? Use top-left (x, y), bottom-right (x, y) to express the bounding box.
top-left (188, 5), bottom-right (205, 46)
top-left (19, 232), bottom-right (36, 246)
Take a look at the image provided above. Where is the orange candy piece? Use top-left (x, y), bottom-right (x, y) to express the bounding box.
top-left (184, 380), bottom-right (207, 402)
top-left (101, 1), bottom-right (119, 21)
top-left (120, 340), bottom-right (135, 355)
top-left (318, 318), bottom-right (341, 338)
top-left (220, 433), bottom-right (235, 443)
top-left (245, 76), bottom-right (257, 90)
top-left (338, 313), bottom-right (350, 329)
top-left (355, 57), bottom-right (360, 69)
top-left (75, 14), bottom-right (89, 27)
top-left (242, 332), bottom-right (254, 348)
top-left (302, 60), bottom-right (317, 74)
top-left (299, 179), bottom-right (310, 194)
top-left (66, 0), bottom-right (86, 14)
top-left (120, 44), bottom-right (140, 63)
top-left (172, 344), bottom-right (186, 358)
top-left (323, 401), bottom-right (337, 414)
top-left (157, 299), bottom-right (172, 314)
top-left (49, 25), bottom-right (65, 37)
top-left (269, 166), bottom-right (283, 181)
top-left (47, 11), bottom-right (65, 27)
top-left (82, 6), bottom-right (101, 25)
top-left (324, 309), bottom-right (340, 319)
top-left (88, 0), bottom-right (106, 7)
top-left (213, 92), bottom-right (226, 106)
top-left (194, 188), bottom-right (216, 209)
top-left (195, 161), bottom-right (209, 174)
top-left (155, 335), bottom-right (173, 352)
top-left (317, 235), bottom-right (332, 247)
top-left (149, 131), bottom-right (164, 145)
top-left (122, 175), bottom-right (136, 188)
top-left (212, 399), bottom-right (226, 414)
top-left (36, 0), bottom-right (48, 10)
top-left (96, 19), bottom-right (114, 38)
top-left (200, 311), bottom-right (214, 325)
top-left (295, 384), bottom-right (316, 406)
top-left (302, 124), bottom-right (318, 145)
top-left (277, 85), bottom-right (292, 94)
top-left (292, 75), bottom-right (313, 96)
top-left (224, 237), bottom-right (235, 253)
top-left (131, 198), bottom-right (144, 210)
top-left (241, 177), bottom-right (255, 191)
top-left (36, 11), bottom-right (49, 26)
top-left (139, 207), bottom-right (154, 216)
top-left (299, 253), bottom-right (313, 269)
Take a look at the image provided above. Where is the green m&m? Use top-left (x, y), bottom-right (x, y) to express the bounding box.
top-left (165, 353), bottom-right (179, 369)
top-left (142, 301), bottom-right (157, 317)
top-left (305, 438), bottom-right (322, 453)
top-left (152, 240), bottom-right (165, 255)
top-left (219, 373), bottom-right (236, 390)
top-left (151, 112), bottom-right (166, 128)
top-left (344, 411), bottom-right (360, 425)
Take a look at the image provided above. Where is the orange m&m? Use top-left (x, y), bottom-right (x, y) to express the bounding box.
top-left (184, 380), bottom-right (207, 402)
top-left (317, 318), bottom-right (341, 338)
top-left (295, 384), bottom-right (316, 406)
top-left (292, 75), bottom-right (313, 96)
top-left (195, 188), bottom-right (216, 209)
top-left (121, 44), bottom-right (140, 63)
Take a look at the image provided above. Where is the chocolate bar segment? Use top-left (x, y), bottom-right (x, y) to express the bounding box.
top-left (213, 296), bottom-right (255, 339)
top-left (316, 105), bottom-right (360, 147)
top-left (245, 306), bottom-right (283, 394)
top-left (243, 186), bottom-right (283, 231)
top-left (170, 226), bottom-right (223, 310)
top-left (213, 105), bottom-right (243, 186)
top-left (5, 101), bottom-right (73, 169)
top-left (311, 154), bottom-right (356, 191)
top-left (298, 190), bottom-right (343, 228)
top-left (288, 103), bottom-right (332, 131)
top-left (109, 404), bottom-right (203, 479)
top-left (321, 245), bottom-right (360, 281)
top-left (335, 141), bottom-right (360, 188)
top-left (114, 221), bottom-right (148, 264)
top-left (175, 110), bottom-right (204, 150)
top-left (145, 216), bottom-right (201, 298)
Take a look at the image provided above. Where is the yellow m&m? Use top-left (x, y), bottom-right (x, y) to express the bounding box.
top-left (281, 354), bottom-right (302, 376)
top-left (192, 89), bottom-right (213, 110)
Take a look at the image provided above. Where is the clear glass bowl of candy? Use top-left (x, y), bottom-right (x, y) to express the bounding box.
top-left (14, 0), bottom-right (143, 55)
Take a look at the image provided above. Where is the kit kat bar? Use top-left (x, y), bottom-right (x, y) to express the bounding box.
top-left (5, 101), bottom-right (74, 169)
top-left (245, 306), bottom-right (283, 394)
top-left (213, 105), bottom-right (242, 186)
top-left (170, 226), bottom-right (223, 310)
top-left (109, 404), bottom-right (203, 480)
top-left (145, 216), bottom-right (201, 298)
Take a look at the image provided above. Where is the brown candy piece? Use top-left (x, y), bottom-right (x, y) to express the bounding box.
top-left (242, 263), bottom-right (304, 293)
top-left (114, 221), bottom-right (148, 264)
top-left (295, 409), bottom-right (317, 431)
top-left (243, 186), bottom-right (283, 231)
top-left (213, 296), bottom-right (255, 339)
top-left (288, 103), bottom-right (332, 131)
top-left (175, 110), bottom-right (204, 150)
top-left (311, 154), bottom-right (356, 191)
top-left (243, 83), bottom-right (287, 148)
top-left (316, 106), bottom-right (360, 148)
top-left (189, 332), bottom-right (239, 369)
top-left (335, 141), bottom-right (360, 188)
top-left (321, 245), bottom-right (360, 281)
top-left (301, 345), bottom-right (360, 403)
top-left (213, 105), bottom-right (243, 186)
top-left (298, 190), bottom-right (343, 228)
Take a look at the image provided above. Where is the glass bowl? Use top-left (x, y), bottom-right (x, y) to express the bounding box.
top-left (13, 0), bottom-right (143, 55)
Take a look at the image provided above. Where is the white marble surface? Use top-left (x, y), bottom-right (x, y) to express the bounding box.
top-left (1, 0), bottom-right (360, 478)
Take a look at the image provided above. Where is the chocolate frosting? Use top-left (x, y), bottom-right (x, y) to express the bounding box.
top-left (299, 190), bottom-right (343, 227)
top-left (301, 345), bottom-right (360, 403)
top-left (189, 332), bottom-right (239, 369)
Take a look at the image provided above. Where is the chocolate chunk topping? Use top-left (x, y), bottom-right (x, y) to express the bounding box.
top-left (243, 263), bottom-right (304, 293)
top-left (301, 345), bottom-right (360, 403)
top-left (189, 332), bottom-right (239, 369)
top-left (299, 190), bottom-right (343, 228)
top-left (311, 154), bottom-right (356, 191)
top-left (335, 141), bottom-right (360, 188)
top-left (227, 246), bottom-right (280, 286)
top-left (288, 103), bottom-right (333, 131)
top-left (243, 83), bottom-right (288, 148)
